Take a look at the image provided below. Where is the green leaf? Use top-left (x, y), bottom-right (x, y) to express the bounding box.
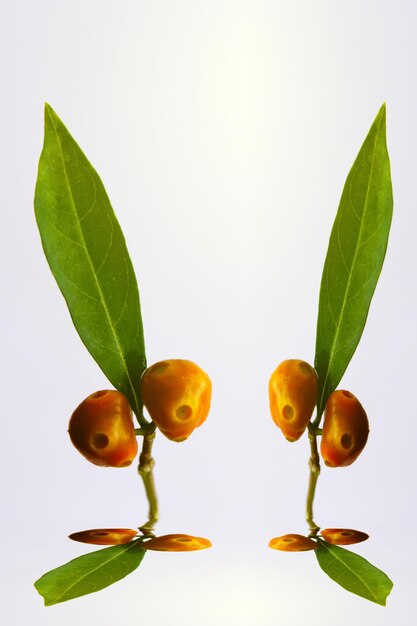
top-left (315, 104), bottom-right (393, 416)
top-left (34, 541), bottom-right (146, 605)
top-left (315, 540), bottom-right (393, 605)
top-left (34, 104), bottom-right (146, 417)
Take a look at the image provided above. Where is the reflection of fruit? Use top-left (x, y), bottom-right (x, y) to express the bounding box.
top-left (68, 528), bottom-right (138, 545)
top-left (321, 528), bottom-right (369, 545)
top-left (142, 533), bottom-right (212, 552)
top-left (140, 360), bottom-right (212, 441)
top-left (269, 534), bottom-right (318, 552)
top-left (68, 390), bottom-right (138, 467)
top-left (269, 360), bottom-right (318, 441)
top-left (321, 390), bottom-right (369, 467)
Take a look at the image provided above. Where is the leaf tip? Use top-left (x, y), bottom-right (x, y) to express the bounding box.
top-left (44, 102), bottom-right (56, 122)
top-left (34, 579), bottom-right (48, 606)
top-left (377, 102), bottom-right (387, 125)
top-left (376, 589), bottom-right (391, 607)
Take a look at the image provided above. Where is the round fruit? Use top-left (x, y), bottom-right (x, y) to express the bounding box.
top-left (68, 390), bottom-right (138, 467)
top-left (269, 534), bottom-right (318, 552)
top-left (320, 390), bottom-right (369, 467)
top-left (142, 533), bottom-right (212, 552)
top-left (321, 528), bottom-right (369, 545)
top-left (68, 528), bottom-right (138, 545)
top-left (269, 360), bottom-right (318, 441)
top-left (140, 360), bottom-right (212, 442)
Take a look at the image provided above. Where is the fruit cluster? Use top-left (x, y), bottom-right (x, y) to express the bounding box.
top-left (268, 359), bottom-right (370, 547)
top-left (269, 359), bottom-right (369, 463)
top-left (67, 359), bottom-right (212, 548)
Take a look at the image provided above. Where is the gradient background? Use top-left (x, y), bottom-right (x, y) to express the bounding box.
top-left (1, 1), bottom-right (416, 624)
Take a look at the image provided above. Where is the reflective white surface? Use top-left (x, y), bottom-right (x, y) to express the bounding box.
top-left (1, 1), bottom-right (416, 624)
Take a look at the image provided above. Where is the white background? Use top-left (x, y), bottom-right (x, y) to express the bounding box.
top-left (1, 1), bottom-right (416, 624)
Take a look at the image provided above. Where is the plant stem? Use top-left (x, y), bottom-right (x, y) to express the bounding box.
top-left (306, 426), bottom-right (321, 537)
top-left (312, 408), bottom-right (323, 429)
top-left (134, 424), bottom-right (156, 437)
top-left (133, 403), bottom-right (151, 430)
top-left (138, 432), bottom-right (159, 537)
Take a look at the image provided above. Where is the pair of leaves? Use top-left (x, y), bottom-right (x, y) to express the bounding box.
top-left (36, 102), bottom-right (393, 423)
top-left (35, 541), bottom-right (146, 606)
top-left (34, 539), bottom-right (393, 607)
top-left (34, 105), bottom-right (149, 605)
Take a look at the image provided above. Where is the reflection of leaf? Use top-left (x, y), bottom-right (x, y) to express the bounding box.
top-left (315, 540), bottom-right (393, 605)
top-left (34, 541), bottom-right (146, 605)
top-left (34, 104), bottom-right (146, 416)
top-left (315, 104), bottom-right (393, 416)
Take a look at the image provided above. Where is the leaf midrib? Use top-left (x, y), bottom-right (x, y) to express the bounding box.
top-left (47, 107), bottom-right (139, 413)
top-left (317, 113), bottom-right (383, 413)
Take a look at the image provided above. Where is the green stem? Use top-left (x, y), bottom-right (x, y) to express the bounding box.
top-left (312, 408), bottom-right (323, 429)
top-left (133, 404), bottom-right (151, 430)
top-left (135, 423), bottom-right (156, 437)
top-left (138, 432), bottom-right (159, 537)
top-left (306, 426), bottom-right (321, 537)
top-left (309, 426), bottom-right (323, 436)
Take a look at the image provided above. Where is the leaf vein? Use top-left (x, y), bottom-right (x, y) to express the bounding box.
top-left (47, 108), bottom-right (140, 413)
top-left (317, 112), bottom-right (384, 410)
top-left (319, 542), bottom-right (379, 602)
top-left (52, 542), bottom-right (142, 603)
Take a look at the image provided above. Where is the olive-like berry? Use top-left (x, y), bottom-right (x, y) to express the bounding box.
top-left (142, 533), bottom-right (212, 552)
top-left (320, 528), bottom-right (369, 545)
top-left (321, 390), bottom-right (369, 467)
top-left (69, 528), bottom-right (138, 545)
top-left (68, 390), bottom-right (138, 467)
top-left (269, 360), bottom-right (319, 441)
top-left (140, 360), bottom-right (212, 442)
top-left (269, 534), bottom-right (318, 552)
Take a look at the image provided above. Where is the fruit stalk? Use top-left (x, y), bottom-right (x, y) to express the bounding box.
top-left (306, 425), bottom-right (321, 536)
top-left (138, 432), bottom-right (159, 536)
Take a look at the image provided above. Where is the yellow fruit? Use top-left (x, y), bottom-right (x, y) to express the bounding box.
top-left (140, 360), bottom-right (211, 441)
top-left (68, 390), bottom-right (138, 467)
top-left (321, 390), bottom-right (369, 467)
top-left (269, 360), bottom-right (318, 441)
